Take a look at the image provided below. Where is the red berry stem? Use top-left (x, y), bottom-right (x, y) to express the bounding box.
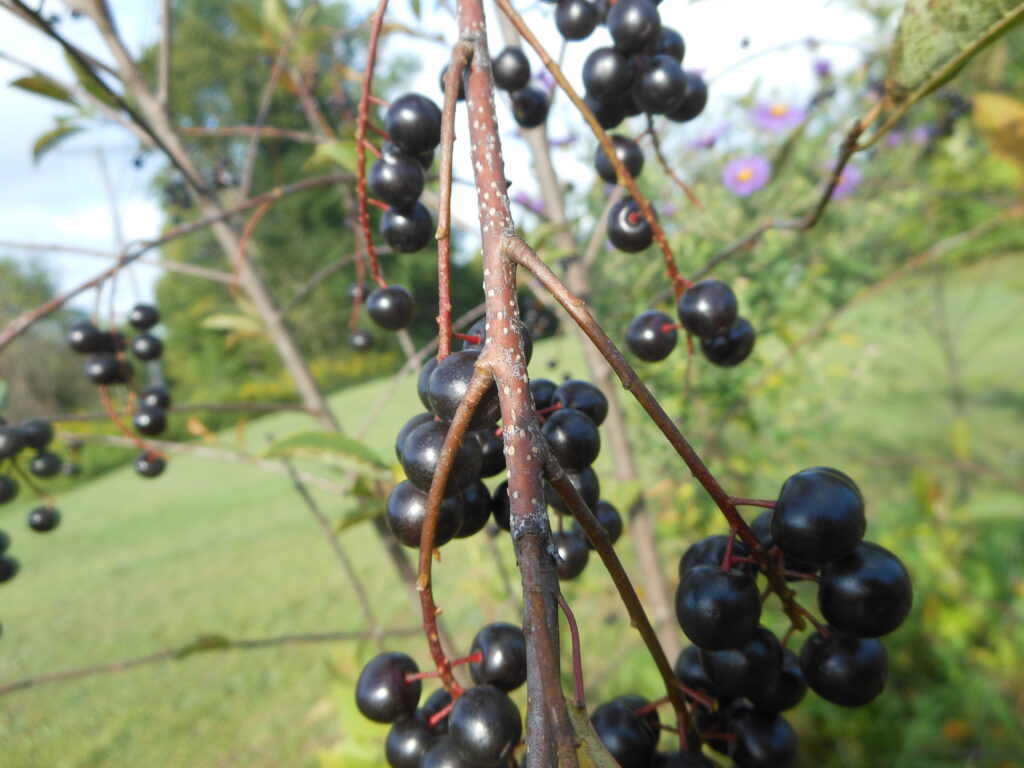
top-left (8, 459), bottom-right (56, 506)
top-left (367, 94), bottom-right (390, 108)
top-left (449, 650), bottom-right (484, 667)
top-left (555, 592), bottom-right (586, 708)
top-left (366, 197), bottom-right (390, 212)
top-left (361, 140), bottom-right (382, 159)
top-left (644, 114), bottom-right (704, 211)
top-left (96, 385), bottom-right (149, 452)
top-left (720, 527), bottom-right (737, 572)
top-left (729, 497), bottom-right (777, 509)
top-left (676, 682), bottom-right (716, 710)
top-left (534, 402), bottom-right (563, 416)
top-left (451, 332), bottom-right (480, 344)
top-left (428, 700), bottom-right (456, 729)
top-left (366, 121), bottom-right (390, 140)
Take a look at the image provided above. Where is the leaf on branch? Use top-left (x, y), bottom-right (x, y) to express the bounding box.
top-left (175, 633), bottom-right (233, 658)
top-left (972, 92), bottom-right (1024, 172)
top-left (10, 75), bottom-right (75, 105)
top-left (64, 51), bottom-right (119, 109)
top-left (335, 502), bottom-right (386, 533)
top-left (306, 140), bottom-right (360, 173)
top-left (201, 313), bottom-right (265, 335)
top-left (379, 21), bottom-right (446, 43)
top-left (32, 121), bottom-right (83, 165)
top-left (262, 0), bottom-right (292, 38)
top-left (262, 431), bottom-right (391, 476)
top-left (565, 699), bottom-right (622, 767)
top-left (885, 1), bottom-right (1024, 107)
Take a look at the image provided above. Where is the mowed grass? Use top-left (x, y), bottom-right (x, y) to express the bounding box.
top-left (1, 253), bottom-right (1021, 767)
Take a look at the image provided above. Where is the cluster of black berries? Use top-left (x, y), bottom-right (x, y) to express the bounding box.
top-left (355, 622), bottom-right (527, 767)
top-left (0, 417), bottom-right (64, 539)
top-left (666, 467), bottom-right (913, 767)
top-left (626, 279), bottom-right (755, 367)
top-left (589, 693), bottom-right (712, 768)
top-left (67, 303), bottom-right (170, 478)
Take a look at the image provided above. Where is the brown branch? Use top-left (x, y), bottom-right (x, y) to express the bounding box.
top-left (180, 125), bottom-right (320, 143)
top-left (157, 0), bottom-right (172, 109)
top-left (50, 402), bottom-right (312, 422)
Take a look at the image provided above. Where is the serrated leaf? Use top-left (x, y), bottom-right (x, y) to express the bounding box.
top-left (32, 122), bottom-right (83, 164)
top-left (263, 431), bottom-right (390, 474)
top-left (64, 51), bottom-right (119, 109)
top-left (306, 140), bottom-right (360, 173)
top-left (886, 1), bottom-right (1024, 106)
top-left (10, 75), bottom-right (75, 105)
top-left (566, 698), bottom-right (621, 767)
top-left (973, 92), bottom-right (1024, 170)
top-left (175, 634), bottom-right (233, 658)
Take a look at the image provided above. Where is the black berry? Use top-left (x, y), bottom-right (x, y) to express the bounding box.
top-left (381, 204), bottom-right (433, 253)
top-left (370, 152), bottom-right (427, 209)
top-left (134, 452), bottom-right (166, 478)
top-left (469, 622), bottom-right (527, 692)
top-left (133, 407), bottom-right (167, 436)
top-left (675, 564), bottom-right (761, 650)
top-left (799, 628), bottom-right (888, 707)
top-left (607, 0), bottom-right (662, 54)
top-left (542, 408), bottom-right (600, 471)
top-left (128, 303), bottom-right (160, 330)
top-left (555, 0), bottom-right (599, 41)
top-left (771, 467), bottom-right (866, 564)
top-left (511, 86), bottom-right (550, 129)
top-left (386, 480), bottom-right (465, 549)
top-left (131, 333), bottom-right (164, 361)
top-left (400, 420), bottom-right (483, 495)
top-left (355, 652), bottom-right (422, 723)
top-left (28, 505), bottom-right (61, 532)
top-left (607, 196), bottom-right (654, 252)
top-left (19, 419), bottom-right (53, 449)
top-left (677, 279), bottom-right (738, 338)
top-left (700, 317), bottom-right (756, 367)
top-left (449, 685), bottom-right (522, 767)
top-left (553, 529), bottom-right (590, 579)
top-left (626, 310), bottom-right (677, 361)
top-left (493, 47), bottom-right (531, 91)
top-left (818, 541), bottom-right (912, 637)
top-left (368, 285), bottom-right (416, 331)
top-left (633, 54), bottom-right (687, 115)
top-left (582, 48), bottom-right (635, 104)
top-left (28, 451), bottom-right (62, 478)
top-left (595, 135), bottom-right (645, 185)
top-left (385, 94), bottom-right (443, 154)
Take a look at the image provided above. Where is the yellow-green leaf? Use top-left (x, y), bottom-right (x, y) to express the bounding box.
top-left (263, 431), bottom-right (390, 475)
top-left (175, 633), bottom-right (233, 658)
top-left (566, 698), bottom-right (622, 767)
top-left (32, 122), bottom-right (83, 164)
top-left (973, 91), bottom-right (1024, 171)
top-left (307, 140), bottom-right (359, 173)
top-left (64, 51), bottom-right (119, 109)
top-left (10, 75), bottom-right (74, 105)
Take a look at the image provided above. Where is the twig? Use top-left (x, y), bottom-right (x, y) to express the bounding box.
top-left (180, 125), bottom-right (320, 143)
top-left (645, 114), bottom-right (702, 210)
top-left (50, 402), bottom-right (312, 422)
top-left (157, 0), bottom-right (172, 110)
top-left (555, 592), bottom-right (586, 708)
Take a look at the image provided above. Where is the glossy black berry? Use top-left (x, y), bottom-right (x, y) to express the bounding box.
top-left (96, 330), bottom-right (126, 354)
top-left (626, 310), bottom-right (677, 361)
top-left (582, 48), bottom-right (635, 104)
top-left (542, 408), bottom-right (600, 471)
top-left (545, 465), bottom-right (600, 513)
top-left (0, 475), bottom-right (18, 504)
top-left (67, 320), bottom-right (102, 353)
top-left (673, 645), bottom-right (719, 698)
top-left (453, 480), bottom-right (491, 539)
top-left (511, 86), bottom-right (550, 128)
top-left (387, 715), bottom-right (437, 768)
top-left (473, 429), bottom-right (505, 478)
top-left (417, 358), bottom-right (439, 411)
top-left (747, 648), bottom-right (807, 712)
top-left (678, 534), bottom-right (754, 579)
top-left (385, 94), bottom-right (443, 154)
top-left (133, 407), bottom-right (167, 436)
top-left (28, 451), bottom-right (62, 478)
top-left (386, 480), bottom-right (465, 548)
top-left (656, 27), bottom-right (685, 62)
top-left (428, 349), bottom-right (502, 430)
top-left (633, 54), bottom-right (687, 114)
top-left (749, 511), bottom-right (819, 579)
top-left (584, 94), bottom-right (627, 129)
top-left (493, 47), bottom-right (531, 91)
top-left (420, 735), bottom-right (474, 768)
top-left (491, 480), bottom-right (511, 531)
top-left (0, 556), bottom-right (20, 583)
top-left (699, 625), bottom-right (783, 699)
top-left (0, 427), bottom-right (26, 460)
top-left (355, 652), bottom-right (422, 723)
top-left (553, 380), bottom-right (609, 425)
top-left (19, 419), bottom-right (53, 450)
top-left (617, 694), bottom-right (661, 747)
top-left (449, 685), bottom-right (522, 767)
top-left (799, 628), bottom-right (888, 707)
top-left (134, 452), bottom-right (166, 478)
top-left (772, 467), bottom-right (866, 564)
top-left (595, 135), bottom-right (645, 185)
top-left (667, 72), bottom-right (708, 122)
top-left (419, 688), bottom-right (453, 733)
top-left (553, 529), bottom-right (590, 579)
top-left (575, 499), bottom-right (623, 546)
top-left (470, 622), bottom-right (527, 691)
top-left (396, 413), bottom-right (436, 462)
top-left (438, 63), bottom-right (466, 101)
top-left (530, 378), bottom-right (558, 411)
top-left (83, 354), bottom-right (121, 385)
top-left (28, 505), bottom-right (61, 533)
top-left (382, 140), bottom-right (434, 172)
top-left (590, 698), bottom-right (658, 768)
top-left (381, 203), bottom-right (433, 253)
top-left (400, 420), bottom-right (483, 495)
top-left (370, 152), bottom-right (426, 209)
top-left (818, 541), bottom-right (912, 637)
top-left (128, 303), bottom-right (160, 330)
top-left (368, 285), bottom-right (416, 331)
top-left (607, 0), bottom-right (662, 54)
top-left (677, 279), bottom-right (738, 338)
top-left (701, 317), bottom-right (756, 367)
top-left (140, 385), bottom-right (172, 410)
top-left (131, 333), bottom-right (164, 361)
top-left (675, 564), bottom-right (761, 650)
top-left (607, 196), bottom-right (654, 252)
top-left (348, 329), bottom-right (375, 351)
top-left (555, 0), bottom-right (599, 41)
top-left (729, 709), bottom-right (798, 768)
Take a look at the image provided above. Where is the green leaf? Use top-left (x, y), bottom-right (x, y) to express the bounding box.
top-left (263, 0), bottom-right (293, 37)
top-left (200, 313), bottom-right (265, 334)
top-left (228, 2), bottom-right (266, 39)
top-left (9, 75), bottom-right (74, 105)
top-left (32, 122), bottom-right (83, 164)
top-left (64, 51), bottom-right (119, 109)
top-left (565, 698), bottom-right (621, 767)
top-left (0, 379), bottom-right (8, 412)
top-left (263, 431), bottom-right (390, 474)
top-left (410, 0), bottom-right (422, 19)
top-left (306, 140), bottom-right (359, 173)
top-left (886, 1), bottom-right (1024, 107)
top-left (175, 634), bottom-right (233, 658)
top-left (336, 503), bottom-right (385, 533)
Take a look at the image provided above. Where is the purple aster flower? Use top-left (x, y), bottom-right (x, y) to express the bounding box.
top-left (511, 188), bottom-right (545, 215)
top-left (751, 101), bottom-right (807, 132)
top-left (813, 58), bottom-right (832, 79)
top-left (829, 164), bottom-right (862, 200)
top-left (689, 122), bottom-right (729, 149)
top-left (722, 156), bottom-right (771, 197)
top-left (885, 131), bottom-right (905, 148)
top-left (911, 125), bottom-right (933, 144)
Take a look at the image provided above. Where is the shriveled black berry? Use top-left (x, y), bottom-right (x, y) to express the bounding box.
top-left (400, 420), bottom-right (483, 495)
top-left (667, 72), bottom-right (708, 123)
top-left (470, 622), bottom-right (527, 691)
top-left (595, 135), bottom-right (645, 185)
top-left (381, 204), bottom-right (433, 253)
top-left (607, 0), bottom-right (662, 54)
top-left (591, 698), bottom-right (658, 768)
top-left (493, 47), bottom-right (531, 91)
top-left (19, 419), bottom-right (53, 450)
top-left (370, 152), bottom-right (426, 209)
top-left (128, 303), bottom-right (160, 330)
top-left (799, 628), bottom-right (887, 707)
top-left (818, 541), bottom-right (912, 637)
top-left (555, 0), bottom-right (599, 41)
top-left (67, 320), bottom-right (102, 353)
top-left (511, 86), bottom-right (550, 129)
top-left (545, 465), bottom-right (600, 513)
top-left (0, 427), bottom-right (26, 460)
top-left (772, 467), bottom-right (866, 564)
top-left (28, 451), bottom-right (62, 478)
top-left (449, 685), bottom-right (522, 767)
top-left (0, 475), bottom-right (18, 504)
top-left (473, 429), bottom-right (505, 478)
top-left (28, 505), bottom-right (61, 533)
top-left (675, 564), bottom-right (761, 650)
top-left (348, 329), bottom-right (374, 351)
top-left (355, 652), bottom-right (422, 723)
top-left (553, 529), bottom-right (590, 579)
top-left (542, 408), bottom-right (600, 471)
top-left (131, 333), bottom-right (163, 361)
top-left (607, 196), bottom-right (654, 252)
top-left (133, 407), bottom-right (167, 436)
top-left (699, 625), bottom-right (783, 699)
top-left (677, 279), bottom-right (738, 338)
top-left (140, 385), bottom-right (172, 410)
top-left (656, 27), bottom-right (685, 62)
top-left (455, 480), bottom-right (492, 539)
top-left (385, 94), bottom-right (443, 154)
top-left (633, 54), bottom-right (687, 115)
top-left (553, 380), bottom-right (609, 425)
top-left (729, 709), bottom-right (798, 768)
top-left (134, 452), bottom-right (166, 478)
top-left (626, 310), bottom-right (677, 361)
top-left (368, 285), bottom-right (416, 331)
top-left (387, 715), bottom-right (437, 768)
top-left (386, 480), bottom-right (465, 548)
top-left (701, 317), bottom-right (756, 367)
top-left (427, 349), bottom-right (502, 430)
top-left (582, 48), bottom-right (635, 104)
top-left (575, 499), bottom-right (623, 547)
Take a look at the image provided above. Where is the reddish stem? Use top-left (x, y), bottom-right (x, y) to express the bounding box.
top-left (730, 497), bottom-right (777, 509)
top-left (97, 385), bottom-right (148, 452)
top-left (366, 197), bottom-right (390, 212)
top-left (362, 140), bottom-right (382, 159)
top-left (720, 528), bottom-right (737, 572)
top-left (367, 95), bottom-right (390, 108)
top-left (555, 592), bottom-right (586, 708)
top-left (452, 332), bottom-right (480, 344)
top-left (429, 700), bottom-right (456, 729)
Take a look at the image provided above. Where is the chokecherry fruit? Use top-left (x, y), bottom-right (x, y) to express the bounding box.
top-left (396, 413), bottom-right (436, 462)
top-left (673, 645), bottom-right (719, 698)
top-left (28, 451), bottom-right (62, 478)
top-left (381, 140), bottom-right (434, 171)
top-left (386, 715), bottom-right (437, 768)
top-left (370, 152), bottom-right (427, 209)
top-left (419, 688), bottom-right (453, 733)
top-left (699, 625), bottom-right (783, 699)
top-left (19, 419), bottom-right (54, 450)
top-left (348, 329), bottom-right (375, 351)
top-left (128, 303), bottom-right (160, 330)
top-left (83, 354), bottom-right (121, 385)
top-left (545, 465), bottom-right (600, 513)
top-left (749, 510), bottom-right (819, 579)
top-left (582, 48), bottom-right (635, 104)
top-left (701, 317), bottom-right (756, 367)
top-left (381, 204), bottom-right (433, 253)
top-left (0, 427), bottom-right (26, 460)
top-left (386, 480), bottom-right (465, 548)
top-left (584, 94), bottom-right (627, 130)
top-left (400, 419), bottom-right (483, 495)
top-left (469, 622), bottom-right (528, 691)
top-left (606, 0), bottom-right (662, 54)
top-left (676, 279), bottom-right (738, 338)
top-left (553, 528), bottom-right (590, 579)
top-left (656, 27), bottom-right (686, 62)
top-left (590, 698), bottom-right (658, 768)
top-left (747, 648), bottom-right (807, 712)
top-left (133, 407), bottom-right (167, 436)
top-left (427, 349), bottom-right (502, 430)
top-left (675, 564), bottom-right (762, 650)
top-left (367, 285), bottom-right (416, 331)
top-left (473, 429), bottom-right (505, 478)
top-left (541, 408), bottom-right (600, 471)
top-left (420, 735), bottom-right (474, 768)
top-left (27, 505), bottom-right (61, 533)
top-left (607, 196), bottom-right (654, 252)
top-left (633, 54), bottom-right (687, 115)
top-left (492, 47), bottom-right (531, 91)
top-left (626, 310), bottom-right (677, 361)
top-left (729, 709), bottom-right (798, 768)
top-left (555, 0), bottom-right (599, 41)
top-left (417, 358), bottom-right (439, 411)
top-left (530, 378), bottom-right (558, 411)
top-left (0, 556), bottom-right (20, 583)
top-left (0, 475), bottom-right (18, 504)
top-left (511, 86), bottom-right (550, 129)
top-left (455, 479), bottom-right (492, 538)
top-left (438, 63), bottom-right (466, 101)
top-left (134, 452), bottom-right (166, 478)
top-left (678, 534), bottom-right (754, 578)
top-left (574, 499), bottom-right (623, 547)
top-left (140, 385), bottom-right (172, 410)
top-left (491, 480), bottom-right (511, 531)
top-left (131, 333), bottom-right (164, 361)
top-left (552, 379), bottom-right (609, 426)
top-left (771, 466), bottom-right (866, 564)
top-left (67, 320), bottom-right (102, 353)
top-left (385, 94), bottom-right (443, 154)
top-left (818, 541), bottom-right (912, 637)
top-left (595, 135), bottom-right (645, 185)
top-left (355, 652), bottom-right (423, 723)
top-left (449, 685), bottom-right (522, 767)
top-left (799, 627), bottom-right (888, 707)
top-left (667, 72), bottom-right (708, 123)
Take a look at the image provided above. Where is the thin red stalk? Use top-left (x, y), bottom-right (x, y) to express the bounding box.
top-left (645, 114), bottom-right (702, 211)
top-left (8, 460), bottom-right (56, 506)
top-left (720, 528), bottom-right (736, 572)
top-left (97, 385), bottom-right (149, 452)
top-left (730, 497), bottom-right (776, 509)
top-left (556, 592), bottom-right (586, 708)
top-left (366, 197), bottom-right (390, 211)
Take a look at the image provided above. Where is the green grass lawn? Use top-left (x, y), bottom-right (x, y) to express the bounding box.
top-left (1, 254), bottom-right (1021, 767)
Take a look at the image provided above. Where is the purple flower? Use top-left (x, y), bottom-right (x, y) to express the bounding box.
top-left (511, 188), bottom-right (545, 215)
top-left (885, 131), bottom-right (905, 148)
top-left (813, 58), bottom-right (832, 79)
top-left (548, 132), bottom-right (577, 148)
top-left (751, 101), bottom-right (807, 132)
top-left (911, 125), bottom-right (933, 144)
top-left (722, 156), bottom-right (771, 197)
top-left (533, 69), bottom-right (555, 94)
top-left (829, 164), bottom-right (862, 200)
top-left (689, 122), bottom-right (729, 149)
